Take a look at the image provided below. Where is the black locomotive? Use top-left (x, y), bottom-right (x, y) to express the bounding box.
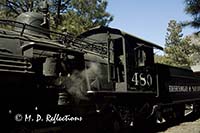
top-left (2, 4), bottom-right (200, 133)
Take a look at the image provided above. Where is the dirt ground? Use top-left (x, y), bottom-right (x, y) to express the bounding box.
top-left (158, 118), bottom-right (200, 133)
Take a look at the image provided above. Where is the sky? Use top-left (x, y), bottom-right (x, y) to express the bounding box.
top-left (107, 0), bottom-right (198, 48)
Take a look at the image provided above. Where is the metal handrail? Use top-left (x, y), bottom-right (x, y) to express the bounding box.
top-left (0, 19), bottom-right (110, 57)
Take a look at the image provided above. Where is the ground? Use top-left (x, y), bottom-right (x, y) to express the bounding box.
top-left (158, 118), bottom-right (200, 133)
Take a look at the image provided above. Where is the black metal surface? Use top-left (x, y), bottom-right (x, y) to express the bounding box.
top-left (2, 9), bottom-right (199, 133)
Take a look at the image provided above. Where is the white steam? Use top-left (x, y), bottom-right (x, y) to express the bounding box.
top-left (63, 62), bottom-right (101, 102)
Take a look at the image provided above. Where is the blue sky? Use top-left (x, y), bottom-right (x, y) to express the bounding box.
top-left (107, 0), bottom-right (198, 47)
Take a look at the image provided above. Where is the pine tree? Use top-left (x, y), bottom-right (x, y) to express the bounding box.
top-left (182, 0), bottom-right (200, 29)
top-left (164, 20), bottom-right (193, 67)
top-left (56, 0), bottom-right (113, 35)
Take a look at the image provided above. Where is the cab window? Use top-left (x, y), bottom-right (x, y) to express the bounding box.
top-left (112, 38), bottom-right (125, 83)
top-left (135, 45), bottom-right (154, 67)
top-left (137, 49), bottom-right (146, 67)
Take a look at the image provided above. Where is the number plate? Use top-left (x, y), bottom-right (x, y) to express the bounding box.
top-left (131, 72), bottom-right (153, 87)
top-left (129, 69), bottom-right (155, 91)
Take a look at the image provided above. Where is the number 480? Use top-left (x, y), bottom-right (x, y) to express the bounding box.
top-left (131, 73), bottom-right (152, 87)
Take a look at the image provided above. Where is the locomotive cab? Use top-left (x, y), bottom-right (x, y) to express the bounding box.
top-left (79, 26), bottom-right (163, 94)
top-left (77, 26), bottom-right (166, 129)
top-left (108, 33), bottom-right (157, 92)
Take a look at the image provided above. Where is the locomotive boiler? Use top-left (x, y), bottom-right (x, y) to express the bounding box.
top-left (2, 5), bottom-right (200, 133)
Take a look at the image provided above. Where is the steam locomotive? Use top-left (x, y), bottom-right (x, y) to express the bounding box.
top-left (2, 4), bottom-right (200, 133)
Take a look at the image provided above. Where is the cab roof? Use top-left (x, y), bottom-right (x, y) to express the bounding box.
top-left (79, 26), bottom-right (163, 50)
